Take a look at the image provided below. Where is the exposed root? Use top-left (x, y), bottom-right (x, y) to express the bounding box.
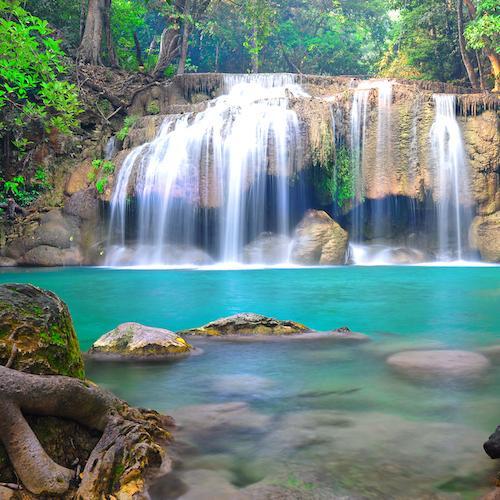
top-left (0, 365), bottom-right (171, 497)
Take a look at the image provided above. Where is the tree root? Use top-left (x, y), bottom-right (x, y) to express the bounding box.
top-left (0, 366), bottom-right (172, 497)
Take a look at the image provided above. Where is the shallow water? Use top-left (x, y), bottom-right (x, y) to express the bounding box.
top-left (0, 266), bottom-right (499, 498)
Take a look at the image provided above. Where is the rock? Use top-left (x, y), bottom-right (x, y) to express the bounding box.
top-left (469, 212), bottom-right (500, 263)
top-left (105, 243), bottom-right (214, 266)
top-left (326, 327), bottom-right (370, 342)
top-left (384, 247), bottom-right (428, 264)
top-left (386, 350), bottom-right (490, 380)
top-left (5, 209), bottom-right (82, 266)
top-left (19, 245), bottom-right (83, 266)
top-left (178, 313), bottom-right (310, 336)
top-left (484, 426), bottom-right (500, 459)
top-left (479, 345), bottom-right (500, 360)
top-left (212, 375), bottom-right (274, 396)
top-left (88, 322), bottom-right (192, 359)
top-left (63, 188), bottom-right (99, 221)
top-left (0, 283), bottom-right (85, 378)
top-left (65, 159), bottom-right (92, 195)
top-left (242, 233), bottom-right (291, 264)
top-left (0, 257), bottom-right (16, 267)
top-left (290, 210), bottom-right (348, 265)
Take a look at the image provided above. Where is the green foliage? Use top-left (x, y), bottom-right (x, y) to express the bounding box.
top-left (0, 168), bottom-right (52, 206)
top-left (240, 0), bottom-right (276, 71)
top-left (88, 159), bottom-right (115, 194)
top-left (116, 115), bottom-right (138, 141)
top-left (146, 101), bottom-right (161, 115)
top-left (465, 0), bottom-right (500, 53)
top-left (331, 146), bottom-right (354, 207)
top-left (380, 0), bottom-right (464, 82)
top-left (0, 0), bottom-right (80, 158)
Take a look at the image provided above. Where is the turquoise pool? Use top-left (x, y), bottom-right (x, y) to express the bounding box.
top-left (1, 266), bottom-right (499, 498)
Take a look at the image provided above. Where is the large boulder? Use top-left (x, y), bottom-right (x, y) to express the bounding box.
top-left (19, 245), bottom-right (82, 266)
top-left (290, 210), bottom-right (348, 265)
top-left (63, 188), bottom-right (99, 221)
top-left (386, 350), bottom-right (490, 380)
top-left (469, 212), bottom-right (500, 263)
top-left (88, 322), bottom-right (192, 359)
top-left (243, 233), bottom-right (291, 264)
top-left (484, 426), bottom-right (500, 459)
top-left (0, 283), bottom-right (84, 379)
top-left (0, 257), bottom-right (16, 267)
top-left (5, 209), bottom-right (83, 266)
top-left (178, 313), bottom-right (310, 336)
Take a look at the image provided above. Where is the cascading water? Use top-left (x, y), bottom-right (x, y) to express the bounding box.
top-left (430, 94), bottom-right (472, 260)
top-left (349, 86), bottom-right (370, 242)
top-left (107, 74), bottom-right (305, 266)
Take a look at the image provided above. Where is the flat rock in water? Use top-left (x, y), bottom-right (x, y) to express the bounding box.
top-left (88, 322), bottom-right (192, 359)
top-left (386, 350), bottom-right (490, 379)
top-left (325, 327), bottom-right (370, 342)
top-left (178, 313), bottom-right (310, 336)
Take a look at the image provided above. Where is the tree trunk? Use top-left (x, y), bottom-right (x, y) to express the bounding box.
top-left (152, 25), bottom-right (181, 78)
top-left (486, 50), bottom-right (500, 92)
top-left (103, 0), bottom-right (118, 67)
top-left (457, 0), bottom-right (479, 89)
top-left (476, 51), bottom-right (486, 90)
top-left (133, 31), bottom-right (144, 67)
top-left (176, 0), bottom-right (192, 75)
top-left (78, 0), bottom-right (105, 65)
top-left (251, 26), bottom-right (259, 73)
top-left (80, 0), bottom-right (87, 42)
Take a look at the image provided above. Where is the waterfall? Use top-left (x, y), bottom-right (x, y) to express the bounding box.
top-left (430, 94), bottom-right (472, 260)
top-left (349, 88), bottom-right (370, 241)
top-left (107, 74), bottom-right (305, 266)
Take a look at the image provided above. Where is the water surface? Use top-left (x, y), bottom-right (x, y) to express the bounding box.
top-left (1, 267), bottom-right (499, 498)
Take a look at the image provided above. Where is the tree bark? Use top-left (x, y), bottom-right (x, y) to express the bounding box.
top-left (80, 0), bottom-right (87, 42)
top-left (103, 0), bottom-right (118, 67)
top-left (152, 26), bottom-right (181, 78)
top-left (457, 0), bottom-right (479, 89)
top-left (134, 31), bottom-right (144, 67)
top-left (78, 0), bottom-right (105, 64)
top-left (476, 51), bottom-right (486, 90)
top-left (176, 0), bottom-right (192, 75)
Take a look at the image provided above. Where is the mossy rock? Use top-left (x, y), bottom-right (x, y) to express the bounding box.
top-left (178, 313), bottom-right (311, 336)
top-left (0, 283), bottom-right (85, 379)
top-left (88, 322), bottom-right (192, 359)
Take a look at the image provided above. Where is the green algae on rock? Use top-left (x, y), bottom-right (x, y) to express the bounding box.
top-left (88, 322), bottom-right (192, 359)
top-left (0, 283), bottom-right (84, 379)
top-left (178, 313), bottom-right (311, 336)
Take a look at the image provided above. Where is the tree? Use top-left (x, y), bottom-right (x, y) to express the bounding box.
top-left (241, 0), bottom-right (276, 72)
top-left (0, 0), bottom-right (80, 168)
top-left (457, 0), bottom-right (480, 88)
top-left (78, 0), bottom-right (117, 66)
top-left (464, 0), bottom-right (500, 91)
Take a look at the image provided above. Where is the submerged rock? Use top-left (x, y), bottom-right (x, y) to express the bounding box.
top-left (89, 322), bottom-right (192, 359)
top-left (0, 283), bottom-right (84, 379)
top-left (290, 210), bottom-right (348, 265)
top-left (386, 350), bottom-right (490, 380)
top-left (178, 313), bottom-right (310, 336)
top-left (242, 233), bottom-right (291, 264)
top-left (479, 345), bottom-right (500, 360)
top-left (484, 426), bottom-right (500, 459)
top-left (326, 327), bottom-right (370, 342)
top-left (470, 212), bottom-right (500, 263)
